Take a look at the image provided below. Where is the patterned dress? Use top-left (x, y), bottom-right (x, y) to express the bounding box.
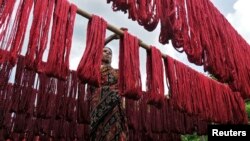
top-left (89, 65), bottom-right (128, 141)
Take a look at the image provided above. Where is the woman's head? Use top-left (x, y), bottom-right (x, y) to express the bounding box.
top-left (102, 47), bottom-right (112, 65)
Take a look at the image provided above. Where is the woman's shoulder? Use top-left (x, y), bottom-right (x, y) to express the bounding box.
top-left (112, 68), bottom-right (119, 78)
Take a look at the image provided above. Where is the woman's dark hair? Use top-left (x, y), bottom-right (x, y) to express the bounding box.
top-left (104, 47), bottom-right (112, 54)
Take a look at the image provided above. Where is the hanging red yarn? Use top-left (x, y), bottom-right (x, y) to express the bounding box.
top-left (2, 57), bottom-right (36, 137)
top-left (36, 73), bottom-right (57, 119)
top-left (77, 15), bottom-right (107, 87)
top-left (0, 84), bottom-right (13, 133)
top-left (106, 0), bottom-right (250, 99)
top-left (24, 0), bottom-right (54, 70)
top-left (0, 60), bottom-right (13, 90)
top-left (178, 0), bottom-right (250, 99)
top-left (9, 56), bottom-right (25, 112)
top-left (125, 98), bottom-right (138, 130)
top-left (158, 0), bottom-right (172, 44)
top-left (8, 57), bottom-right (36, 114)
top-left (139, 0), bottom-right (160, 31)
top-left (146, 46), bottom-right (164, 108)
top-left (119, 30), bottom-right (142, 100)
top-left (0, 0), bottom-right (16, 28)
top-left (45, 0), bottom-right (70, 76)
top-left (185, 0), bottom-right (250, 98)
top-left (165, 56), bottom-right (248, 124)
top-left (66, 71), bottom-right (78, 122)
top-left (0, 0), bottom-right (16, 63)
top-left (55, 76), bottom-right (70, 119)
top-left (107, 0), bottom-right (128, 13)
top-left (77, 83), bottom-right (90, 124)
top-left (8, 0), bottom-right (33, 66)
top-left (17, 69), bottom-right (36, 114)
top-left (151, 105), bottom-right (164, 133)
top-left (138, 91), bottom-right (150, 132)
top-left (107, 0), bottom-right (160, 31)
top-left (127, 0), bottom-right (138, 21)
top-left (13, 113), bottom-right (26, 134)
top-left (45, 0), bottom-right (77, 80)
top-left (64, 4), bottom-right (77, 71)
top-left (228, 91), bottom-right (248, 124)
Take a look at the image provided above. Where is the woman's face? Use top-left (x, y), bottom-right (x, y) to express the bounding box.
top-left (102, 47), bottom-right (112, 64)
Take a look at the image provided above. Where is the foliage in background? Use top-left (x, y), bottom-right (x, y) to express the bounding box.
top-left (181, 133), bottom-right (207, 141)
top-left (246, 101), bottom-right (250, 120)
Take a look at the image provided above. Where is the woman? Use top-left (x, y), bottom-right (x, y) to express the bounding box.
top-left (89, 47), bottom-right (128, 141)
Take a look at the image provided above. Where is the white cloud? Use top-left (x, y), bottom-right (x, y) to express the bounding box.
top-left (226, 0), bottom-right (250, 44)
